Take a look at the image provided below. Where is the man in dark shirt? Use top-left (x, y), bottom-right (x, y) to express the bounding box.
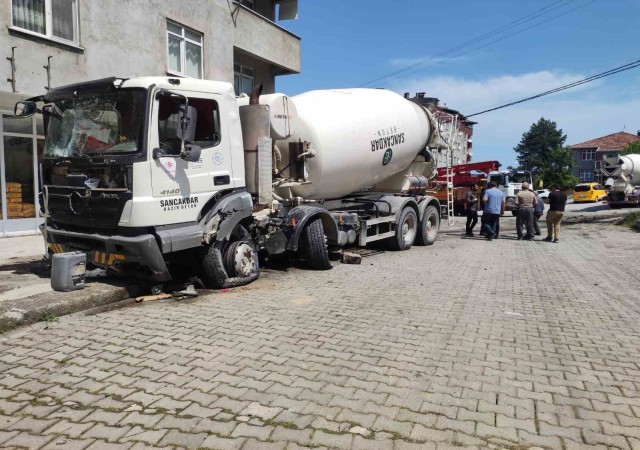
top-left (465, 185), bottom-right (479, 236)
top-left (544, 186), bottom-right (567, 243)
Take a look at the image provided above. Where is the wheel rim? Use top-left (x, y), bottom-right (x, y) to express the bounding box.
top-left (402, 214), bottom-right (417, 244)
top-left (232, 243), bottom-right (256, 277)
top-left (426, 212), bottom-right (437, 239)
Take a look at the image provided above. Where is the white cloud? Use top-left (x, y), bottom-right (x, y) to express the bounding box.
top-left (389, 71), bottom-right (639, 167)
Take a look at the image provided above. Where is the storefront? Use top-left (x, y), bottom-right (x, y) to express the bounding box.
top-left (0, 111), bottom-right (44, 236)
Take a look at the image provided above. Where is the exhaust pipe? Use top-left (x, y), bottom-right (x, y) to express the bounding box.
top-left (249, 85), bottom-right (263, 105)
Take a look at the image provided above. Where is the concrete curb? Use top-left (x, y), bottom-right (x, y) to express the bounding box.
top-left (0, 278), bottom-right (146, 334)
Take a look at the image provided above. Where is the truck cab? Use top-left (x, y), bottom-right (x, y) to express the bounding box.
top-left (487, 170), bottom-right (533, 215)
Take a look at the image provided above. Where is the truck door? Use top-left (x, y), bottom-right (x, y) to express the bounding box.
top-left (149, 92), bottom-right (234, 199)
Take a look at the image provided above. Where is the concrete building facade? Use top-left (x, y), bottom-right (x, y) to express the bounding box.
top-left (0, 0), bottom-right (301, 236)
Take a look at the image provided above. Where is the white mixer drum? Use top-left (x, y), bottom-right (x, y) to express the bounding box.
top-left (278, 88), bottom-right (432, 199)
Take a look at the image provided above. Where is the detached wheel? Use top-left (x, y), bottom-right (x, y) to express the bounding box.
top-left (202, 225), bottom-right (259, 289)
top-left (224, 240), bottom-right (259, 278)
top-left (388, 207), bottom-right (417, 251)
top-left (301, 217), bottom-right (332, 270)
top-left (415, 205), bottom-right (439, 246)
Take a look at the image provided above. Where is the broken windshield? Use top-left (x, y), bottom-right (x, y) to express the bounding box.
top-left (44, 89), bottom-right (146, 157)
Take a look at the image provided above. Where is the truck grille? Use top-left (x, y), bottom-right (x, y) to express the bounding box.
top-left (45, 186), bottom-right (132, 231)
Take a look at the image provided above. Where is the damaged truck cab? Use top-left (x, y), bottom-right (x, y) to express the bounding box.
top-left (16, 76), bottom-right (442, 290)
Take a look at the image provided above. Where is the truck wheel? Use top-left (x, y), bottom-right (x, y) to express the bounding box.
top-left (415, 205), bottom-right (439, 246)
top-left (388, 207), bottom-right (417, 251)
top-left (223, 240), bottom-right (259, 278)
top-left (202, 225), bottom-right (259, 289)
top-left (302, 217), bottom-right (332, 270)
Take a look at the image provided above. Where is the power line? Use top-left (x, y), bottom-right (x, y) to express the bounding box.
top-left (466, 58), bottom-right (640, 117)
top-left (358, 0), bottom-right (592, 88)
top-left (364, 0), bottom-right (598, 87)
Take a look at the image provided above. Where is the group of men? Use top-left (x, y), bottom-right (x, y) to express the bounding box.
top-left (465, 182), bottom-right (567, 242)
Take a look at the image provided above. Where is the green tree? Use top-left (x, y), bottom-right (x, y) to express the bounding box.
top-left (514, 118), bottom-right (567, 172)
top-left (619, 140), bottom-right (640, 156)
top-left (539, 147), bottom-right (578, 190)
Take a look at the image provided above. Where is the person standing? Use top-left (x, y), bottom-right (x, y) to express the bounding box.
top-left (481, 182), bottom-right (505, 241)
top-left (465, 185), bottom-right (479, 236)
top-left (515, 182), bottom-right (537, 240)
top-left (533, 190), bottom-right (545, 236)
top-left (545, 186), bottom-right (567, 243)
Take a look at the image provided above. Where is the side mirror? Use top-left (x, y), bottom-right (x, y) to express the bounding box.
top-left (177, 104), bottom-right (197, 142)
top-left (181, 145), bottom-right (201, 162)
top-left (15, 101), bottom-right (38, 117)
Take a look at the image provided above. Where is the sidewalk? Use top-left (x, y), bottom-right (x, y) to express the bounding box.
top-left (0, 234), bottom-right (144, 333)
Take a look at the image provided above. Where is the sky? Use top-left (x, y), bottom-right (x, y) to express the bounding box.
top-left (276, 0), bottom-right (640, 168)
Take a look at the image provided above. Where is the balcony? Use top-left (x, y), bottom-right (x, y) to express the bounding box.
top-left (233, 4), bottom-right (301, 75)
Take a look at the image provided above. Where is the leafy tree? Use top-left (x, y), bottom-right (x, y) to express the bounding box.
top-left (514, 118), bottom-right (567, 172)
top-left (538, 147), bottom-right (578, 190)
top-left (619, 140), bottom-right (640, 156)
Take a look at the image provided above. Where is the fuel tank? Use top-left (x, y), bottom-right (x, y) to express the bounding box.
top-left (276, 88), bottom-right (433, 200)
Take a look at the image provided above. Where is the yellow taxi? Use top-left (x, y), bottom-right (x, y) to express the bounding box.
top-left (573, 182), bottom-right (607, 203)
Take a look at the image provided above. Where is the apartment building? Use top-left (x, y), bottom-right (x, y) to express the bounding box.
top-left (570, 131), bottom-right (640, 184)
top-left (407, 93), bottom-right (476, 169)
top-left (0, 0), bottom-right (301, 235)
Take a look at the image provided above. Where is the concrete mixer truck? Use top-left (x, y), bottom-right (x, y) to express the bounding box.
top-left (602, 154), bottom-right (640, 208)
top-left (14, 76), bottom-right (443, 290)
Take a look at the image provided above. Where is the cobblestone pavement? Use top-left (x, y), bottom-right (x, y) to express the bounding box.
top-left (1, 219), bottom-right (640, 450)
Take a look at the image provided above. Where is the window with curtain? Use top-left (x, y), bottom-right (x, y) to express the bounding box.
top-left (167, 20), bottom-right (203, 79)
top-left (12, 0), bottom-right (77, 44)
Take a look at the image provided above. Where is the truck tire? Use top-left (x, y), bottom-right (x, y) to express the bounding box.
top-left (388, 207), bottom-right (418, 251)
top-left (301, 217), bottom-right (332, 270)
top-left (202, 225), bottom-right (259, 289)
top-left (415, 205), bottom-right (439, 246)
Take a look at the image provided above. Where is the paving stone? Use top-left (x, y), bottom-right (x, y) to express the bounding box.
top-left (41, 437), bottom-right (96, 449)
top-left (122, 426), bottom-right (168, 445)
top-left (44, 420), bottom-right (93, 438)
top-left (200, 435), bottom-right (246, 450)
top-left (310, 429), bottom-right (353, 449)
top-left (158, 429), bottom-right (207, 448)
top-left (230, 422), bottom-right (274, 440)
top-left (4, 432), bottom-right (55, 449)
top-left (82, 423), bottom-right (131, 442)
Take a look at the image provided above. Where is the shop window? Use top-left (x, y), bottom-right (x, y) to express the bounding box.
top-left (167, 20), bottom-right (203, 79)
top-left (234, 64), bottom-right (255, 96)
top-left (11, 0), bottom-right (78, 44)
top-left (3, 137), bottom-right (36, 219)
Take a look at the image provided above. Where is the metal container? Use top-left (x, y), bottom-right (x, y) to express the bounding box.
top-left (277, 88), bottom-right (433, 199)
top-left (236, 93), bottom-right (297, 140)
top-left (51, 251), bottom-right (86, 292)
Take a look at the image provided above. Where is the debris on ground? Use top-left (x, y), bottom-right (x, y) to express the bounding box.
top-left (341, 251), bottom-right (362, 264)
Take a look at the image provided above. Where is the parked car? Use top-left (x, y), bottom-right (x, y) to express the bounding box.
top-left (535, 189), bottom-right (551, 202)
top-left (573, 182), bottom-right (607, 203)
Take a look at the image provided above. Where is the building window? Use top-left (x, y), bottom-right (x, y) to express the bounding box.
top-left (239, 0), bottom-right (255, 9)
top-left (579, 170), bottom-right (594, 182)
top-left (581, 149), bottom-right (595, 161)
top-left (167, 20), bottom-right (203, 79)
top-left (12, 0), bottom-right (78, 44)
top-left (234, 64), bottom-right (255, 96)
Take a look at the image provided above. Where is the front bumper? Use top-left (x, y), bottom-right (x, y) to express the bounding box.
top-left (42, 225), bottom-right (170, 282)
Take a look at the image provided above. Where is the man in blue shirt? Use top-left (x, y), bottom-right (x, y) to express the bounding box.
top-left (482, 182), bottom-right (505, 241)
